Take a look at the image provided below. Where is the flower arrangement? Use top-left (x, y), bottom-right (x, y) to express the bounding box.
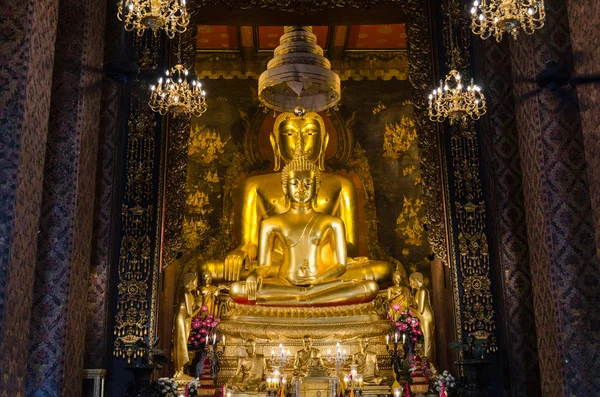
top-left (389, 304), bottom-right (424, 345)
top-left (433, 370), bottom-right (456, 394)
top-left (189, 306), bottom-right (220, 348)
top-left (185, 378), bottom-right (199, 396)
top-left (155, 377), bottom-right (178, 397)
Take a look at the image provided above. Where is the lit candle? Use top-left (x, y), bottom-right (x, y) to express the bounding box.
top-left (222, 335), bottom-right (226, 346)
top-left (212, 333), bottom-right (216, 344)
top-left (402, 333), bottom-right (406, 344)
top-left (394, 332), bottom-right (398, 343)
top-left (386, 335), bottom-right (389, 345)
top-left (271, 349), bottom-right (275, 359)
top-left (267, 378), bottom-right (272, 388)
top-left (394, 388), bottom-right (400, 397)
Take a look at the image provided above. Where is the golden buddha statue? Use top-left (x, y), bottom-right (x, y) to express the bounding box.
top-left (200, 273), bottom-right (220, 316)
top-left (293, 336), bottom-right (328, 378)
top-left (173, 273), bottom-right (202, 380)
top-left (229, 153), bottom-right (379, 306)
top-left (352, 338), bottom-right (390, 385)
top-left (408, 272), bottom-right (435, 364)
top-left (231, 339), bottom-right (267, 392)
top-left (199, 111), bottom-right (393, 289)
top-left (387, 270), bottom-right (411, 315)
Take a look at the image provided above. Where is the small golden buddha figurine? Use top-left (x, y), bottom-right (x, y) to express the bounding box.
top-left (200, 273), bottom-right (220, 316)
top-left (231, 339), bottom-right (267, 392)
top-left (408, 272), bottom-right (435, 364)
top-left (387, 270), bottom-right (411, 315)
top-left (173, 273), bottom-right (202, 380)
top-left (353, 338), bottom-right (389, 385)
top-left (293, 336), bottom-right (328, 378)
top-left (229, 152), bottom-right (379, 306)
top-left (199, 111), bottom-right (393, 289)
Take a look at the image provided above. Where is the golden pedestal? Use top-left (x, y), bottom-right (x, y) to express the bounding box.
top-left (293, 376), bottom-right (338, 397)
top-left (218, 301), bottom-right (394, 341)
top-left (361, 385), bottom-right (391, 397)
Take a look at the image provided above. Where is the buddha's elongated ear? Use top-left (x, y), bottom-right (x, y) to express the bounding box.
top-left (318, 131), bottom-right (329, 171)
top-left (270, 131), bottom-right (281, 171)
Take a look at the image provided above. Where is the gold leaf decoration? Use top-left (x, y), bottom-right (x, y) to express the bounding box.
top-left (396, 196), bottom-right (425, 246)
top-left (382, 116), bottom-right (417, 159)
top-left (188, 125), bottom-right (230, 164)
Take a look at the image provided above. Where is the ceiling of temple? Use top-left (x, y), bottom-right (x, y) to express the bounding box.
top-left (196, 24), bottom-right (407, 52)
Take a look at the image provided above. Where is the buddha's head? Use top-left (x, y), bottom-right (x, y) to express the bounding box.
top-left (392, 271), bottom-right (402, 287)
top-left (183, 272), bottom-right (198, 291)
top-left (302, 336), bottom-right (313, 350)
top-left (244, 339), bottom-right (257, 356)
top-left (359, 338), bottom-right (369, 352)
top-left (271, 111), bottom-right (329, 171)
top-left (202, 272), bottom-right (212, 286)
top-left (282, 151), bottom-right (321, 203)
top-left (409, 272), bottom-right (424, 290)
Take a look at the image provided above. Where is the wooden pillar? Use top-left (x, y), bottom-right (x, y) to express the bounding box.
top-left (0, 0), bottom-right (60, 395)
top-left (510, 1), bottom-right (600, 395)
top-left (24, 0), bottom-right (107, 395)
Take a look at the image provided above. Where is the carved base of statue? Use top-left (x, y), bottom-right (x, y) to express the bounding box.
top-left (293, 376), bottom-right (338, 397)
top-left (361, 384), bottom-right (392, 397)
top-left (218, 300), bottom-right (395, 341)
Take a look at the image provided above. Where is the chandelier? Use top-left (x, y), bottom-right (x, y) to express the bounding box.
top-left (428, 70), bottom-right (486, 124)
top-left (117, 0), bottom-right (189, 38)
top-left (258, 26), bottom-right (341, 113)
top-left (470, 0), bottom-right (545, 41)
top-left (149, 64), bottom-right (207, 117)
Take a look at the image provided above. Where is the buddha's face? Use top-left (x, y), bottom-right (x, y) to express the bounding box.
top-left (287, 170), bottom-right (318, 204)
top-left (245, 341), bottom-right (256, 356)
top-left (393, 273), bottom-right (401, 286)
top-left (359, 339), bottom-right (369, 351)
top-left (303, 338), bottom-right (312, 350)
top-left (203, 274), bottom-right (212, 286)
top-left (278, 118), bottom-right (322, 163)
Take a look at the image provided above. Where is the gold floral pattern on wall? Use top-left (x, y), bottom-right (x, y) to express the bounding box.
top-left (188, 125), bottom-right (230, 164)
top-left (396, 196), bottom-right (425, 246)
top-left (383, 115), bottom-right (417, 159)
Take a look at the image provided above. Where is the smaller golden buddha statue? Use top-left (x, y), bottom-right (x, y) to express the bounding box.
top-left (353, 338), bottom-right (390, 386)
top-left (231, 339), bottom-right (267, 392)
top-left (408, 272), bottom-right (435, 364)
top-left (200, 272), bottom-right (220, 316)
top-left (229, 151), bottom-right (379, 306)
top-left (173, 273), bottom-right (203, 380)
top-left (387, 270), bottom-right (411, 315)
top-left (293, 336), bottom-right (328, 378)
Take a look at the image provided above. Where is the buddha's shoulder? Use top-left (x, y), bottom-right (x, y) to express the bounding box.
top-left (321, 172), bottom-right (356, 190)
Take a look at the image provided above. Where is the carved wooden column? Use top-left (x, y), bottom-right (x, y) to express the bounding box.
top-left (23, 0), bottom-right (107, 395)
top-left (476, 38), bottom-right (541, 396)
top-left (510, 0), bottom-right (600, 395)
top-left (565, 0), bottom-right (600, 261)
top-left (0, 0), bottom-right (60, 395)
